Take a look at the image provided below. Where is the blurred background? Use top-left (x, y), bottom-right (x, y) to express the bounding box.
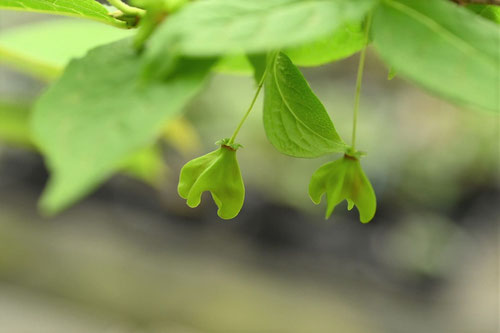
top-left (0, 10), bottom-right (499, 333)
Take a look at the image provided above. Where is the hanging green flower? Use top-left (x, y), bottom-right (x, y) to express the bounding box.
top-left (178, 138), bottom-right (244, 219)
top-left (309, 152), bottom-right (376, 223)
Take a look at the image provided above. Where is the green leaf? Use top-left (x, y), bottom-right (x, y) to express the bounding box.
top-left (373, 0), bottom-right (500, 112)
top-left (213, 54), bottom-right (253, 76)
top-left (0, 100), bottom-right (166, 185)
top-left (263, 52), bottom-right (346, 158)
top-left (143, 0), bottom-right (376, 79)
top-left (0, 0), bottom-right (127, 28)
top-left (467, 4), bottom-right (500, 24)
top-left (285, 22), bottom-right (366, 67)
top-left (31, 39), bottom-right (214, 214)
top-left (0, 19), bottom-right (134, 80)
top-left (212, 21), bottom-right (366, 74)
top-left (309, 155), bottom-right (376, 223)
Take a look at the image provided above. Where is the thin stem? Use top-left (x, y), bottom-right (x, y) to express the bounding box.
top-left (228, 56), bottom-right (273, 144)
top-left (108, 0), bottom-right (146, 17)
top-left (351, 13), bottom-right (372, 150)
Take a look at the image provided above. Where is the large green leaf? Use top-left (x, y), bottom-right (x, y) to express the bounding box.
top-left (217, 21), bottom-right (367, 75)
top-left (373, 0), bottom-right (500, 112)
top-left (285, 22), bottom-right (366, 67)
top-left (0, 0), bottom-right (127, 27)
top-left (213, 21), bottom-right (365, 75)
top-left (0, 99), bottom-right (166, 185)
top-left (263, 52), bottom-right (346, 158)
top-left (32, 39), bottom-right (214, 214)
top-left (143, 0), bottom-right (376, 78)
top-left (0, 19), bottom-right (134, 80)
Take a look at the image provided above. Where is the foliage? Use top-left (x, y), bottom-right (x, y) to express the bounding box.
top-left (373, 0), bottom-right (500, 112)
top-left (263, 52), bottom-right (346, 158)
top-left (0, 0), bottom-right (498, 221)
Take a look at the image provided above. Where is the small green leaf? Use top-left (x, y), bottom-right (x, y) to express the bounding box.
top-left (0, 0), bottom-right (127, 28)
top-left (309, 155), bottom-right (376, 223)
top-left (31, 39), bottom-right (214, 214)
top-left (263, 52), bottom-right (346, 158)
top-left (373, 0), bottom-right (500, 112)
top-left (178, 140), bottom-right (245, 219)
top-left (143, 0), bottom-right (376, 79)
top-left (0, 19), bottom-right (133, 80)
top-left (285, 22), bottom-right (366, 67)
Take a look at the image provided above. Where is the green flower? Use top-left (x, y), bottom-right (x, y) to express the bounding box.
top-left (178, 138), bottom-right (244, 219)
top-left (309, 153), bottom-right (376, 223)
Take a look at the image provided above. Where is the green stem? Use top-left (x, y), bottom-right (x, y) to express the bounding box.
top-left (228, 56), bottom-right (273, 144)
top-left (108, 0), bottom-right (146, 17)
top-left (351, 13), bottom-right (372, 150)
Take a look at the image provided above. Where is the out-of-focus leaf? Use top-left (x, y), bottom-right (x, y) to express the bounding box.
top-left (263, 52), bottom-right (346, 158)
top-left (285, 22), bottom-right (365, 67)
top-left (0, 0), bottom-right (127, 27)
top-left (143, 0), bottom-right (376, 79)
top-left (467, 4), bottom-right (500, 23)
top-left (0, 100), bottom-right (32, 147)
top-left (0, 19), bottom-right (134, 80)
top-left (208, 21), bottom-right (366, 75)
top-left (0, 100), bottom-right (168, 186)
top-left (214, 55), bottom-right (253, 76)
top-left (120, 145), bottom-right (167, 186)
top-left (31, 39), bottom-right (214, 214)
top-left (373, 0), bottom-right (500, 112)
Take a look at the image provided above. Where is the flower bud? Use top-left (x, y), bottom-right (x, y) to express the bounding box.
top-left (309, 154), bottom-right (376, 223)
top-left (178, 139), bottom-right (244, 219)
